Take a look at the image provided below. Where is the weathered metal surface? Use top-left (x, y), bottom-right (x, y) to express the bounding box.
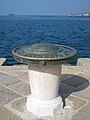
top-left (12, 43), bottom-right (76, 65)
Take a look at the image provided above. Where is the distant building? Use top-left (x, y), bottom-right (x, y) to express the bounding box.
top-left (69, 13), bottom-right (76, 16)
top-left (83, 13), bottom-right (90, 16)
top-left (8, 14), bottom-right (14, 16)
top-left (69, 12), bottom-right (90, 17)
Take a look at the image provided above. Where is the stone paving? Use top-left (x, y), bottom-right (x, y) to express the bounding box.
top-left (0, 58), bottom-right (7, 66)
top-left (0, 58), bottom-right (90, 120)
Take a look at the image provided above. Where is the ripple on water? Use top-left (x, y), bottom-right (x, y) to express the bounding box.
top-left (0, 16), bottom-right (90, 65)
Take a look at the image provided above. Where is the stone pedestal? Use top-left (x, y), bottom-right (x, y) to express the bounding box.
top-left (27, 64), bottom-right (62, 116)
top-left (12, 43), bottom-right (77, 117)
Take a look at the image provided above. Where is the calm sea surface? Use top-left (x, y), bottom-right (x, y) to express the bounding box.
top-left (0, 15), bottom-right (90, 65)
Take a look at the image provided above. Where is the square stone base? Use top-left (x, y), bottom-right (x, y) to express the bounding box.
top-left (4, 97), bottom-right (75, 120)
top-left (26, 95), bottom-right (62, 116)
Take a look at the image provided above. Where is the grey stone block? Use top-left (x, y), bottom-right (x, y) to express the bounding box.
top-left (61, 73), bottom-right (90, 101)
top-left (0, 72), bottom-right (20, 86)
top-left (0, 85), bottom-right (21, 105)
top-left (81, 70), bottom-right (90, 77)
top-left (0, 67), bottom-right (27, 77)
top-left (0, 65), bottom-right (28, 71)
top-left (71, 103), bottom-right (90, 120)
top-left (59, 83), bottom-right (76, 98)
top-left (0, 106), bottom-right (22, 120)
top-left (11, 97), bottom-right (27, 112)
top-left (67, 95), bottom-right (86, 111)
top-left (61, 74), bottom-right (74, 81)
top-left (61, 73), bottom-right (89, 88)
top-left (17, 73), bottom-right (29, 83)
top-left (7, 81), bottom-right (31, 96)
top-left (77, 58), bottom-right (90, 68)
top-left (0, 58), bottom-right (7, 66)
top-left (4, 70), bottom-right (27, 77)
top-left (13, 65), bottom-right (28, 72)
top-left (72, 81), bottom-right (90, 101)
top-left (62, 66), bottom-right (83, 75)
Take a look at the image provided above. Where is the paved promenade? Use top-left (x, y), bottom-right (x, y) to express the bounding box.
top-left (0, 58), bottom-right (90, 120)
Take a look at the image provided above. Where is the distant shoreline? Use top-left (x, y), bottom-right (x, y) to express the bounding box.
top-left (0, 14), bottom-right (90, 17)
top-left (69, 13), bottom-right (90, 17)
top-left (8, 14), bottom-right (15, 16)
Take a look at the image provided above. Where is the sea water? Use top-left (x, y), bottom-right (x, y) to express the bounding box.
top-left (0, 15), bottom-right (90, 65)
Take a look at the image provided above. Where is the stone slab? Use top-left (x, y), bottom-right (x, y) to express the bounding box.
top-left (71, 103), bottom-right (90, 120)
top-left (0, 72), bottom-right (20, 86)
top-left (67, 95), bottom-right (86, 111)
top-left (61, 74), bottom-right (74, 81)
top-left (7, 81), bottom-right (30, 96)
top-left (59, 83), bottom-right (76, 98)
top-left (81, 70), bottom-right (90, 77)
top-left (72, 81), bottom-right (90, 101)
top-left (0, 106), bottom-right (22, 120)
top-left (0, 70), bottom-right (27, 77)
top-left (0, 65), bottom-right (28, 71)
top-left (0, 85), bottom-right (21, 105)
top-left (0, 63), bottom-right (89, 119)
top-left (68, 73), bottom-right (90, 101)
top-left (13, 65), bottom-right (28, 70)
top-left (61, 73), bottom-right (89, 88)
top-left (62, 65), bottom-right (90, 75)
top-left (11, 97), bottom-right (27, 113)
top-left (77, 58), bottom-right (90, 68)
top-left (0, 58), bottom-right (7, 66)
top-left (62, 66), bottom-right (83, 75)
top-left (17, 73), bottom-right (29, 83)
top-left (78, 73), bottom-right (90, 80)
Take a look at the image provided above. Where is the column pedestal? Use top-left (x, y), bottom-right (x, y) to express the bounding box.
top-left (27, 64), bottom-right (62, 116)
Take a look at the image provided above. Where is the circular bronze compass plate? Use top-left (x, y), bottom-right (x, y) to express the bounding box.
top-left (12, 43), bottom-right (77, 65)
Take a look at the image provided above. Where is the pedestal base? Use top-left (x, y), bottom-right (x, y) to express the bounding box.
top-left (27, 95), bottom-right (62, 116)
top-left (27, 64), bottom-right (62, 116)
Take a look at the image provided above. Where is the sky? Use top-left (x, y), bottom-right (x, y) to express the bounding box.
top-left (0, 0), bottom-right (90, 15)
